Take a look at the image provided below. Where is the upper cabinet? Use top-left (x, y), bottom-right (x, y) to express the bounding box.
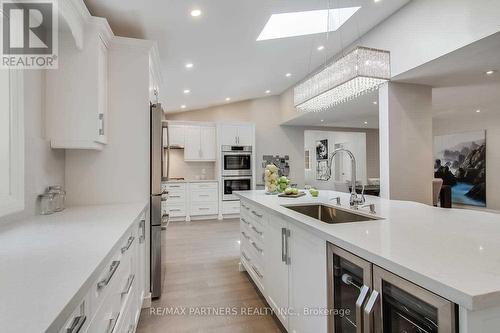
top-left (219, 124), bottom-right (254, 146)
top-left (165, 124), bottom-right (185, 148)
top-left (184, 125), bottom-right (216, 162)
top-left (45, 18), bottom-right (112, 150)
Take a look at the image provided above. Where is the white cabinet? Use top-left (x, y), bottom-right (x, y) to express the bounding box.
top-left (184, 125), bottom-right (216, 161)
top-left (264, 214), bottom-right (290, 329)
top-left (45, 19), bottom-right (112, 150)
top-left (219, 124), bottom-right (254, 146)
top-left (241, 200), bottom-right (327, 333)
top-left (165, 125), bottom-right (185, 148)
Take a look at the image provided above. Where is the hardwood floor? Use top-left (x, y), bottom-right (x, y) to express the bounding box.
top-left (136, 219), bottom-right (283, 333)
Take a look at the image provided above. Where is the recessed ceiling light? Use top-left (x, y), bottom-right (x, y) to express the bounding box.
top-left (181, 105), bottom-right (186, 109)
top-left (285, 73), bottom-right (292, 77)
top-left (183, 89), bottom-right (191, 94)
top-left (317, 45), bottom-right (325, 51)
top-left (320, 119), bottom-right (324, 122)
top-left (225, 97), bottom-right (231, 101)
top-left (485, 70), bottom-right (497, 75)
top-left (374, 0), bottom-right (382, 3)
top-left (476, 109), bottom-right (481, 113)
top-left (265, 90), bottom-right (271, 94)
top-left (373, 101), bottom-right (378, 105)
top-left (185, 63), bottom-right (194, 69)
top-left (190, 9), bottom-right (202, 17)
top-left (257, 7), bottom-right (360, 41)
top-left (364, 121), bottom-right (368, 125)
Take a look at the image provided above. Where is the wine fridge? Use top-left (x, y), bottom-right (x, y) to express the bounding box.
top-left (327, 243), bottom-right (456, 333)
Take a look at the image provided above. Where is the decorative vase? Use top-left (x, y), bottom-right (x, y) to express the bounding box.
top-left (264, 164), bottom-right (279, 194)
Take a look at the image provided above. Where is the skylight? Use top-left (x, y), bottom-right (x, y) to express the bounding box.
top-left (257, 7), bottom-right (361, 41)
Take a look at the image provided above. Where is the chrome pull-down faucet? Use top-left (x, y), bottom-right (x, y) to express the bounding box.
top-left (327, 148), bottom-right (366, 208)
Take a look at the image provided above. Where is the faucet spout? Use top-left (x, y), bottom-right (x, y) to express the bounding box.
top-left (327, 148), bottom-right (365, 207)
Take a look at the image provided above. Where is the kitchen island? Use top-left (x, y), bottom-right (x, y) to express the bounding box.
top-left (235, 190), bottom-right (500, 333)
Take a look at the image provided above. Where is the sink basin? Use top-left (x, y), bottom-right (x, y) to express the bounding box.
top-left (283, 204), bottom-right (380, 224)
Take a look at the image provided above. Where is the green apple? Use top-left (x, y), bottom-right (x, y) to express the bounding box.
top-left (309, 188), bottom-right (319, 197)
top-left (285, 188), bottom-right (294, 195)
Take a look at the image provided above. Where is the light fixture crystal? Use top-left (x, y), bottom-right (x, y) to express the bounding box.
top-left (294, 47), bottom-right (390, 112)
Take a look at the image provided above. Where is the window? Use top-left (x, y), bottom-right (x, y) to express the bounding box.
top-left (0, 69), bottom-right (24, 217)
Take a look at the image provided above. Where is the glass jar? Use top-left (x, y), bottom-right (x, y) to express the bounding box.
top-left (48, 186), bottom-right (66, 212)
top-left (39, 192), bottom-right (55, 215)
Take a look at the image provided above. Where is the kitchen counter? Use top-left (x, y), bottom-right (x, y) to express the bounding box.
top-left (0, 202), bottom-right (147, 333)
top-left (235, 190), bottom-right (500, 311)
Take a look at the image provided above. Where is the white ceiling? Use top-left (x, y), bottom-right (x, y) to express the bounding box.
top-left (83, 0), bottom-right (410, 112)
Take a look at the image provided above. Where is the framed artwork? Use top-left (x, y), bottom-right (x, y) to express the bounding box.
top-left (434, 131), bottom-right (486, 207)
top-left (316, 139), bottom-right (328, 160)
top-left (316, 160), bottom-right (329, 181)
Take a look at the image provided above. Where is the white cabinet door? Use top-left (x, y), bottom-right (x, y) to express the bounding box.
top-left (219, 125), bottom-right (239, 146)
top-left (96, 37), bottom-right (108, 144)
top-left (184, 126), bottom-right (201, 161)
top-left (200, 126), bottom-right (216, 161)
top-left (264, 216), bottom-right (289, 329)
top-left (237, 125), bottom-right (253, 146)
top-left (288, 224), bottom-right (327, 333)
top-left (168, 125), bottom-right (185, 147)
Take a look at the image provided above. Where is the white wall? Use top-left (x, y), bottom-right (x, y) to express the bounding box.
top-left (65, 42), bottom-right (151, 206)
top-left (0, 70), bottom-right (66, 223)
top-left (379, 82), bottom-right (433, 205)
top-left (433, 84), bottom-right (500, 210)
top-left (304, 130), bottom-right (367, 190)
top-left (167, 149), bottom-right (216, 180)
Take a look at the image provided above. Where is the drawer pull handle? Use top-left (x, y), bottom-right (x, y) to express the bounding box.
top-left (97, 260), bottom-right (120, 289)
top-left (169, 209), bottom-right (181, 212)
top-left (241, 231), bottom-right (250, 240)
top-left (169, 195), bottom-right (181, 198)
top-left (199, 207), bottom-right (210, 210)
top-left (241, 251), bottom-right (250, 262)
top-left (139, 220), bottom-right (146, 243)
top-left (169, 185), bottom-right (181, 188)
top-left (121, 236), bottom-right (135, 253)
top-left (241, 218), bottom-right (250, 225)
top-left (251, 264), bottom-right (263, 279)
top-left (106, 312), bottom-right (120, 333)
top-left (121, 274), bottom-right (135, 295)
top-left (66, 315), bottom-right (86, 333)
top-left (251, 241), bottom-right (263, 253)
top-left (251, 225), bottom-right (263, 236)
top-left (252, 210), bottom-right (263, 218)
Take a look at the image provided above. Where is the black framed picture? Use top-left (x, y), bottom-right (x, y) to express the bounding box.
top-left (316, 139), bottom-right (328, 160)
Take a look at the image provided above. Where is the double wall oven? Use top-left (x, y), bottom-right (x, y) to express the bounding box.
top-left (222, 145), bottom-right (252, 201)
top-left (327, 244), bottom-right (456, 333)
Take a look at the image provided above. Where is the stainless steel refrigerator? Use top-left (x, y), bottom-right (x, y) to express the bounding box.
top-left (150, 103), bottom-right (166, 299)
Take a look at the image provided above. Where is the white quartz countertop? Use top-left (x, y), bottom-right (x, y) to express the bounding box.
top-left (0, 202), bottom-right (147, 333)
top-left (235, 190), bottom-right (500, 311)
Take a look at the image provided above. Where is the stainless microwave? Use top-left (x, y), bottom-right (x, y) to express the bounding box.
top-left (221, 145), bottom-right (252, 177)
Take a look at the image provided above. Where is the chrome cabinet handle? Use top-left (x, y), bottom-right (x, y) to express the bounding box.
top-left (199, 207), bottom-right (210, 210)
top-left (241, 231), bottom-right (250, 240)
top-left (97, 260), bottom-right (120, 289)
top-left (121, 274), bottom-right (135, 295)
top-left (251, 210), bottom-right (263, 218)
top-left (251, 225), bottom-right (263, 236)
top-left (284, 228), bottom-right (291, 265)
top-left (66, 315), bottom-right (86, 333)
top-left (241, 203), bottom-right (250, 210)
top-left (121, 236), bottom-right (135, 253)
top-left (241, 217), bottom-right (250, 225)
top-left (106, 313), bottom-right (120, 333)
top-left (169, 195), bottom-right (181, 198)
top-left (281, 228), bottom-right (286, 263)
top-left (251, 241), bottom-right (263, 253)
top-left (168, 185), bottom-right (180, 188)
top-left (355, 285), bottom-right (370, 333)
top-left (251, 264), bottom-right (263, 279)
top-left (139, 219), bottom-right (146, 243)
top-left (199, 194), bottom-right (210, 197)
top-left (364, 290), bottom-right (380, 315)
top-left (241, 251), bottom-right (250, 262)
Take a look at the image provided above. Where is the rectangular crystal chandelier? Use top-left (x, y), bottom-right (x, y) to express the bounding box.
top-left (294, 46), bottom-right (391, 112)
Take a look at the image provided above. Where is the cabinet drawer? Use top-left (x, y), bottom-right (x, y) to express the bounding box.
top-left (190, 189), bottom-right (218, 203)
top-left (164, 204), bottom-right (186, 217)
top-left (190, 203), bottom-right (218, 216)
top-left (164, 183), bottom-right (186, 191)
top-left (190, 182), bottom-right (217, 191)
top-left (223, 201), bottom-right (240, 215)
top-left (166, 192), bottom-right (186, 204)
top-left (86, 288), bottom-right (122, 333)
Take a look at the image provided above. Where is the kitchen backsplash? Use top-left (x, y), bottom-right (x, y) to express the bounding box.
top-left (166, 149), bottom-right (216, 180)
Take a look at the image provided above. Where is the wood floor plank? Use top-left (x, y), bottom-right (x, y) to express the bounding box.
top-left (136, 219), bottom-right (283, 333)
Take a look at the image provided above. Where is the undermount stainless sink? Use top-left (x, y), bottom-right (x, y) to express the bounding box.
top-left (283, 204), bottom-right (380, 224)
